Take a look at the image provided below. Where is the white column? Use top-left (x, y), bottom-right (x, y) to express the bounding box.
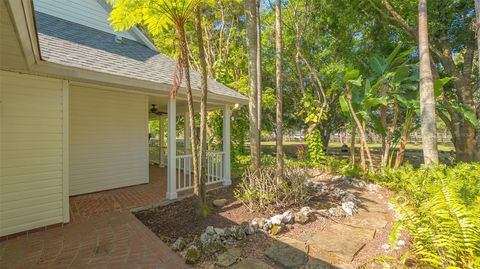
top-left (159, 116), bottom-right (165, 167)
top-left (184, 112), bottom-right (191, 154)
top-left (166, 98), bottom-right (177, 199)
top-left (223, 105), bottom-right (231, 186)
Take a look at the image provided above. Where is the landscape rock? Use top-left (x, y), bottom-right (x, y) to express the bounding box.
top-left (214, 228), bottom-right (225, 236)
top-left (341, 201), bottom-right (357, 216)
top-left (367, 183), bottom-right (381, 192)
top-left (265, 237), bottom-right (307, 268)
top-left (270, 224), bottom-right (284, 235)
top-left (243, 225), bottom-right (255, 235)
top-left (251, 217), bottom-right (266, 229)
top-left (271, 214), bottom-right (283, 225)
top-left (202, 240), bottom-right (225, 256)
top-left (171, 237), bottom-right (187, 252)
top-left (263, 220), bottom-right (273, 231)
top-left (216, 248), bottom-right (242, 267)
top-left (282, 210), bottom-right (295, 224)
top-left (213, 198), bottom-right (228, 207)
top-left (294, 212), bottom-right (309, 224)
top-left (328, 207), bottom-right (346, 217)
top-left (230, 225), bottom-right (246, 240)
top-left (300, 206), bottom-right (313, 216)
top-left (206, 226), bottom-right (216, 235)
top-left (181, 245), bottom-right (201, 264)
top-left (230, 257), bottom-right (274, 269)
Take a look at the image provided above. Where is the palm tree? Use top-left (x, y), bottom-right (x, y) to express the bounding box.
top-left (418, 0), bottom-right (439, 166)
top-left (109, 0), bottom-right (207, 213)
top-left (195, 4), bottom-right (209, 216)
top-left (245, 0), bottom-right (261, 170)
top-left (275, 0), bottom-right (284, 181)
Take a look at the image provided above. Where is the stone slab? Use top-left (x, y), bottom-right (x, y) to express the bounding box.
top-left (230, 257), bottom-right (274, 269)
top-left (265, 237), bottom-right (308, 268)
top-left (307, 224), bottom-right (375, 262)
top-left (346, 211), bottom-right (389, 229)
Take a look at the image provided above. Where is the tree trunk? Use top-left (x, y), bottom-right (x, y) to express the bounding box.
top-left (418, 0), bottom-right (439, 166)
top-left (256, 0), bottom-right (262, 132)
top-left (350, 122), bottom-right (356, 164)
top-left (346, 96), bottom-right (374, 172)
top-left (245, 0), bottom-right (260, 170)
top-left (194, 6), bottom-right (208, 217)
top-left (382, 103), bottom-right (400, 167)
top-left (177, 23), bottom-right (200, 203)
top-left (275, 0), bottom-right (284, 182)
top-left (474, 0), bottom-right (480, 162)
top-left (394, 110), bottom-right (414, 168)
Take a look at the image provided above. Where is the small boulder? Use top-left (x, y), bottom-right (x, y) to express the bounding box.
top-left (341, 201), bottom-right (356, 216)
top-left (251, 217), bottom-right (266, 229)
top-left (294, 212), bottom-right (309, 224)
top-left (181, 245), bottom-right (201, 264)
top-left (300, 206), bottom-right (312, 216)
top-left (231, 225), bottom-right (246, 240)
top-left (328, 207), bottom-right (346, 217)
top-left (270, 224), bottom-right (284, 235)
top-left (243, 225), bottom-right (255, 235)
top-left (171, 237), bottom-right (187, 252)
top-left (216, 248), bottom-right (242, 267)
top-left (213, 198), bottom-right (228, 207)
top-left (271, 215), bottom-right (283, 225)
top-left (282, 210), bottom-right (295, 224)
top-left (263, 220), bottom-right (273, 231)
top-left (215, 228), bottom-right (225, 237)
top-left (203, 240), bottom-right (226, 256)
top-left (206, 226), bottom-right (216, 235)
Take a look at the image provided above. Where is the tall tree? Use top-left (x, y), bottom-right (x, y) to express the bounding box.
top-left (195, 4), bottom-right (209, 216)
top-left (418, 0), bottom-right (439, 166)
top-left (275, 0), bottom-right (284, 180)
top-left (245, 0), bottom-right (261, 170)
top-left (256, 0), bottom-right (263, 132)
top-left (109, 0), bottom-right (205, 212)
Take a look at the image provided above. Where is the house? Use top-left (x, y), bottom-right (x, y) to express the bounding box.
top-left (0, 0), bottom-right (248, 237)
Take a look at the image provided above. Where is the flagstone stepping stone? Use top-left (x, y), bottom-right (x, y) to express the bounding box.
top-left (307, 224), bottom-right (375, 262)
top-left (345, 211), bottom-right (389, 229)
top-left (216, 247), bottom-right (241, 267)
top-left (230, 257), bottom-right (274, 269)
top-left (265, 237), bottom-right (308, 268)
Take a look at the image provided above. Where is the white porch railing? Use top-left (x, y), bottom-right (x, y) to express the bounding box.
top-left (175, 151), bottom-right (225, 192)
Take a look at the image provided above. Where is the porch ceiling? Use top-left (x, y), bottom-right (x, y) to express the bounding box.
top-left (148, 95), bottom-right (228, 115)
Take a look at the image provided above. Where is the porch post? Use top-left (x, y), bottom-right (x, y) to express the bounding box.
top-left (223, 105), bottom-right (231, 186)
top-left (184, 112), bottom-right (191, 153)
top-left (159, 115), bottom-right (165, 167)
top-left (166, 97), bottom-right (177, 199)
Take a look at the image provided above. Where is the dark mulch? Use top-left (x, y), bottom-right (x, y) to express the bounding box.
top-left (134, 180), bottom-right (269, 245)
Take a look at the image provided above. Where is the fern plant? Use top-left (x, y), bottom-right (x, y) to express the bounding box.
top-left (388, 164), bottom-right (480, 268)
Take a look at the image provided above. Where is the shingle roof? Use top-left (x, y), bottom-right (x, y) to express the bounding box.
top-left (34, 12), bottom-right (247, 101)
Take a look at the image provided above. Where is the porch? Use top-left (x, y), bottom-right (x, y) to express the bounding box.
top-left (69, 165), bottom-right (224, 222)
top-left (147, 96), bottom-right (232, 200)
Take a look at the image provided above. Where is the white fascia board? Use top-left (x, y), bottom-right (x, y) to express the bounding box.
top-left (5, 0), bottom-right (41, 68)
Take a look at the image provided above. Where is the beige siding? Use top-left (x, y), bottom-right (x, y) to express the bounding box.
top-left (33, 0), bottom-right (136, 40)
top-left (0, 71), bottom-right (68, 236)
top-left (69, 86), bottom-right (148, 196)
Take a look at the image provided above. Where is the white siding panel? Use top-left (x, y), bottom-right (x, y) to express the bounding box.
top-left (33, 0), bottom-right (137, 40)
top-left (69, 86), bottom-right (148, 196)
top-left (0, 71), bottom-right (67, 236)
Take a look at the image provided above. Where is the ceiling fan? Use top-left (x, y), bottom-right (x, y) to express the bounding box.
top-left (150, 104), bottom-right (166, 116)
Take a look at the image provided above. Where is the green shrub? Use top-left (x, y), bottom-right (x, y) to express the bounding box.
top-left (372, 163), bottom-right (480, 268)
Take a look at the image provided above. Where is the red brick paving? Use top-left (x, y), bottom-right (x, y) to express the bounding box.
top-left (0, 165), bottom-right (190, 269)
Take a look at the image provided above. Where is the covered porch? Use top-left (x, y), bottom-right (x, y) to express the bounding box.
top-left (147, 95), bottom-right (232, 200)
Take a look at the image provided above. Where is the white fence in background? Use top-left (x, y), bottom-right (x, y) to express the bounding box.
top-left (175, 151), bottom-right (225, 192)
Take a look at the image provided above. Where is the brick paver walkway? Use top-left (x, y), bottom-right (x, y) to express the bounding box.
top-left (0, 165), bottom-right (190, 269)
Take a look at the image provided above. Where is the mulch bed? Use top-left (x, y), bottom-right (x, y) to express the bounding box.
top-left (134, 174), bottom-right (408, 268)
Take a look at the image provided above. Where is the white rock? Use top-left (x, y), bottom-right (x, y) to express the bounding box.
top-left (300, 206), bottom-right (312, 216)
top-left (206, 226), bottom-right (215, 235)
top-left (341, 201), bottom-right (356, 216)
top-left (271, 215), bottom-right (283, 225)
top-left (397, 239), bottom-right (405, 246)
top-left (367, 183), bottom-right (381, 192)
top-left (263, 220), bottom-right (273, 231)
top-left (382, 243), bottom-right (391, 251)
top-left (214, 228), bottom-right (225, 236)
top-left (281, 211), bottom-right (295, 224)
